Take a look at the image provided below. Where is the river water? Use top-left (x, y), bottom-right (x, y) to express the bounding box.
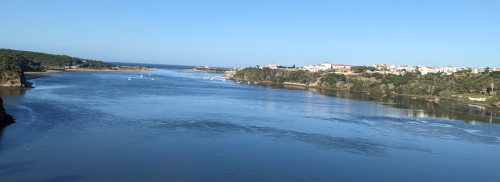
top-left (1, 66), bottom-right (500, 181)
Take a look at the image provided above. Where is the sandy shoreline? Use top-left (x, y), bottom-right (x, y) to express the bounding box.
top-left (24, 68), bottom-right (153, 80)
top-left (25, 68), bottom-right (151, 74)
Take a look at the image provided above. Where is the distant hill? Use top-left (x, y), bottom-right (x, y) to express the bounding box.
top-left (0, 49), bottom-right (120, 87)
top-left (0, 49), bottom-right (115, 71)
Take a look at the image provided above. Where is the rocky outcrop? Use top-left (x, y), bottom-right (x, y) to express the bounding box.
top-left (0, 97), bottom-right (14, 128)
top-left (0, 71), bottom-right (28, 87)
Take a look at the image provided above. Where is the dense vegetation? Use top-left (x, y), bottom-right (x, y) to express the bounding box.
top-left (232, 67), bottom-right (500, 107)
top-left (0, 49), bottom-right (115, 71)
top-left (233, 67), bottom-right (322, 84)
top-left (0, 54), bottom-right (39, 72)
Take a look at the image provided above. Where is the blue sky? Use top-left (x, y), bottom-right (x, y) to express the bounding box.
top-left (0, 0), bottom-right (499, 67)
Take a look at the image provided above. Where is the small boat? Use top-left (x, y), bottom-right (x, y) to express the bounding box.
top-left (468, 97), bottom-right (487, 102)
top-left (140, 74), bottom-right (143, 78)
top-left (152, 77), bottom-right (155, 80)
top-left (426, 98), bottom-right (440, 103)
top-left (128, 76), bottom-right (131, 80)
top-left (148, 72), bottom-right (151, 77)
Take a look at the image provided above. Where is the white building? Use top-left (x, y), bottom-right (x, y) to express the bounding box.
top-left (373, 64), bottom-right (395, 71)
top-left (259, 63), bottom-right (278, 69)
top-left (439, 66), bottom-right (458, 75)
top-left (396, 65), bottom-right (417, 72)
top-left (332, 64), bottom-right (353, 69)
top-left (320, 62), bottom-right (332, 69)
top-left (490, 68), bottom-right (500, 72)
top-left (418, 66), bottom-right (440, 75)
top-left (268, 63), bottom-right (278, 69)
top-left (302, 64), bottom-right (330, 72)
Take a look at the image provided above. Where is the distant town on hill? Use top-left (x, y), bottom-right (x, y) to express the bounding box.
top-left (229, 61), bottom-right (500, 109)
top-left (255, 62), bottom-right (499, 75)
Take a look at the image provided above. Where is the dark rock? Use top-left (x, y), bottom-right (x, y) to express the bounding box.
top-left (0, 96), bottom-right (15, 128)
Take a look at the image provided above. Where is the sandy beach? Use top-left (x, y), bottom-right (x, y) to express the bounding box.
top-left (23, 68), bottom-right (153, 80)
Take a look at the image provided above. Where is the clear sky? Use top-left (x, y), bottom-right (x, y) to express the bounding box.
top-left (0, 0), bottom-right (499, 67)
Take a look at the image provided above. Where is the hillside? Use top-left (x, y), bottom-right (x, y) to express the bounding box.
top-left (0, 49), bottom-right (115, 71)
top-left (0, 49), bottom-right (121, 87)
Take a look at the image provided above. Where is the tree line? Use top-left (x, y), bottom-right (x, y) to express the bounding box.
top-left (0, 49), bottom-right (115, 71)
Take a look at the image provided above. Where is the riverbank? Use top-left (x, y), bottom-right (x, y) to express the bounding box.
top-left (229, 77), bottom-right (500, 111)
top-left (230, 67), bottom-right (500, 110)
top-left (184, 67), bottom-right (232, 73)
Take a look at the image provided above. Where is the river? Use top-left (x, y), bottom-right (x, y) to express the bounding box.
top-left (1, 65), bottom-right (499, 181)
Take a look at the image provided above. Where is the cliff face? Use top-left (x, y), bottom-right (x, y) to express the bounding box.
top-left (0, 71), bottom-right (28, 87)
top-left (0, 97), bottom-right (14, 128)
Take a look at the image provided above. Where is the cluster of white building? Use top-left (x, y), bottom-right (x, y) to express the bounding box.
top-left (370, 64), bottom-right (493, 75)
top-left (259, 63), bottom-right (278, 69)
top-left (259, 62), bottom-right (353, 73)
top-left (259, 62), bottom-right (498, 75)
top-left (301, 62), bottom-right (354, 73)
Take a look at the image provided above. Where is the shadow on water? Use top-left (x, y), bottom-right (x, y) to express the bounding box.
top-left (257, 84), bottom-right (500, 124)
top-left (151, 118), bottom-right (432, 156)
top-left (0, 161), bottom-right (36, 177)
top-left (0, 128), bottom-right (4, 147)
top-left (307, 114), bottom-right (500, 144)
top-left (15, 175), bottom-right (85, 182)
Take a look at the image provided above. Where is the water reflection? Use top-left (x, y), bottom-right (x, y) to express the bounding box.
top-left (0, 88), bottom-right (26, 97)
top-left (260, 84), bottom-right (500, 123)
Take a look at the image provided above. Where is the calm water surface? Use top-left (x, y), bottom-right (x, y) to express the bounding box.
top-left (1, 67), bottom-right (500, 181)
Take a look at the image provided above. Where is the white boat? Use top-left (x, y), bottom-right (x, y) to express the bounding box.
top-left (152, 77), bottom-right (155, 80)
top-left (128, 76), bottom-right (131, 80)
top-left (140, 74), bottom-right (143, 78)
top-left (468, 97), bottom-right (487, 102)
